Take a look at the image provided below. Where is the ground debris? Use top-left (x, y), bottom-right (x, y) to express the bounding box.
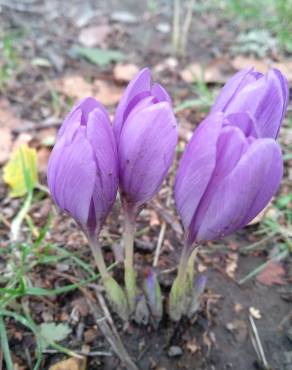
top-left (49, 357), bottom-right (87, 370)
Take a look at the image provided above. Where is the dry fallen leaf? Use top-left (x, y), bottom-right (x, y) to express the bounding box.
top-left (0, 127), bottom-right (13, 164)
top-left (78, 25), bottom-right (110, 48)
top-left (256, 260), bottom-right (286, 286)
top-left (49, 357), bottom-right (86, 370)
top-left (37, 147), bottom-right (51, 174)
top-left (113, 63), bottom-right (139, 82)
top-left (249, 307), bottom-right (262, 319)
top-left (0, 98), bottom-right (21, 164)
top-left (93, 79), bottom-right (123, 106)
top-left (225, 253), bottom-right (238, 278)
top-left (186, 338), bottom-right (199, 354)
top-left (232, 56), bottom-right (292, 82)
top-left (180, 58), bottom-right (232, 84)
top-left (54, 76), bottom-right (123, 107)
top-left (54, 75), bottom-right (93, 100)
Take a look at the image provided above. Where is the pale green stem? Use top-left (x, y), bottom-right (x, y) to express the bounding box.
top-left (88, 233), bottom-right (129, 321)
top-left (172, 0), bottom-right (181, 54)
top-left (187, 246), bottom-right (199, 285)
top-left (180, 0), bottom-right (195, 56)
top-left (176, 243), bottom-right (190, 288)
top-left (123, 206), bottom-right (137, 313)
top-left (88, 235), bottom-right (109, 281)
top-left (11, 191), bottom-right (33, 241)
top-left (169, 243), bottom-right (190, 321)
top-left (124, 210), bottom-right (135, 271)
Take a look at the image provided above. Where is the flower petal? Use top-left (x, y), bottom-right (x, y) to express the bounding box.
top-left (272, 68), bottom-right (289, 137)
top-left (196, 139), bottom-right (283, 242)
top-left (211, 68), bottom-right (261, 113)
top-left (119, 102), bottom-right (178, 204)
top-left (174, 113), bottom-right (223, 230)
top-left (48, 127), bottom-right (96, 226)
top-left (86, 107), bottom-right (118, 220)
top-left (188, 125), bottom-right (249, 242)
top-left (224, 112), bottom-right (258, 137)
top-left (151, 83), bottom-right (172, 104)
top-left (114, 68), bottom-right (151, 140)
top-left (223, 69), bottom-right (287, 138)
top-left (59, 97), bottom-right (106, 137)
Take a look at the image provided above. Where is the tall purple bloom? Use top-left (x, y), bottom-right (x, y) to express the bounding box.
top-left (113, 68), bottom-right (178, 313)
top-left (211, 68), bottom-right (289, 139)
top-left (47, 97), bottom-right (130, 321)
top-left (47, 97), bottom-right (118, 236)
top-left (175, 68), bottom-right (288, 245)
top-left (170, 68), bottom-right (288, 322)
top-left (114, 67), bottom-right (178, 206)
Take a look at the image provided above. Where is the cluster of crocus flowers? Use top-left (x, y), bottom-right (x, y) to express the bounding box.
top-left (48, 68), bottom-right (178, 321)
top-left (170, 68), bottom-right (288, 320)
top-left (48, 67), bottom-right (288, 323)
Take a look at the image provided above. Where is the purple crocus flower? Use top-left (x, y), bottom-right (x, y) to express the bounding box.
top-left (175, 69), bottom-right (288, 245)
top-left (47, 97), bottom-right (118, 237)
top-left (113, 68), bottom-right (178, 313)
top-left (211, 68), bottom-right (289, 139)
top-left (114, 67), bottom-right (178, 206)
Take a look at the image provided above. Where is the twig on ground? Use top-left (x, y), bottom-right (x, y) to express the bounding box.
top-left (12, 119), bottom-right (61, 134)
top-left (153, 222), bottom-right (167, 267)
top-left (43, 349), bottom-right (112, 357)
top-left (0, 0), bottom-right (44, 13)
top-left (278, 310), bottom-right (292, 330)
top-left (249, 314), bottom-right (269, 369)
top-left (0, 349), bottom-right (3, 370)
top-left (153, 166), bottom-right (177, 267)
top-left (81, 286), bottom-right (139, 370)
top-left (180, 0), bottom-right (195, 56)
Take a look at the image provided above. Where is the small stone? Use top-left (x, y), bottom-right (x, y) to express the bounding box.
top-left (84, 328), bottom-right (97, 344)
top-left (249, 306), bottom-right (262, 319)
top-left (156, 23), bottom-right (170, 33)
top-left (234, 303), bottom-right (243, 313)
top-left (286, 327), bottom-right (292, 343)
top-left (111, 11), bottom-right (138, 24)
top-left (168, 345), bottom-right (183, 357)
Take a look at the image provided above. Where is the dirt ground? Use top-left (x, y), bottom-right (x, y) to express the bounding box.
top-left (0, 1), bottom-right (291, 369)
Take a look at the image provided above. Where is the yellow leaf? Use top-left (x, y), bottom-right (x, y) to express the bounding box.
top-left (49, 357), bottom-right (87, 370)
top-left (3, 144), bottom-right (38, 197)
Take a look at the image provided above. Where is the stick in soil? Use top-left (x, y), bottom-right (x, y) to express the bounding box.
top-left (81, 286), bottom-right (139, 370)
top-left (249, 314), bottom-right (269, 369)
top-left (153, 172), bottom-right (175, 268)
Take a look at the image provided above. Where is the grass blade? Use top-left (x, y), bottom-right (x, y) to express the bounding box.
top-left (0, 316), bottom-right (14, 370)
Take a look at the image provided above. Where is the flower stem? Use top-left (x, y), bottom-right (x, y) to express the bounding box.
top-left (169, 243), bottom-right (190, 321)
top-left (88, 234), bottom-right (129, 321)
top-left (124, 210), bottom-right (135, 271)
top-left (123, 205), bottom-right (137, 313)
top-left (186, 246), bottom-right (199, 290)
top-left (176, 243), bottom-right (190, 287)
top-left (88, 235), bottom-right (109, 281)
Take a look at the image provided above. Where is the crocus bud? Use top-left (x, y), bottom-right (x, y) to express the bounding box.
top-left (188, 275), bottom-right (207, 319)
top-left (211, 68), bottom-right (289, 139)
top-left (47, 97), bottom-right (118, 236)
top-left (114, 68), bottom-right (178, 206)
top-left (143, 269), bottom-right (163, 328)
top-left (175, 108), bottom-right (284, 245)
